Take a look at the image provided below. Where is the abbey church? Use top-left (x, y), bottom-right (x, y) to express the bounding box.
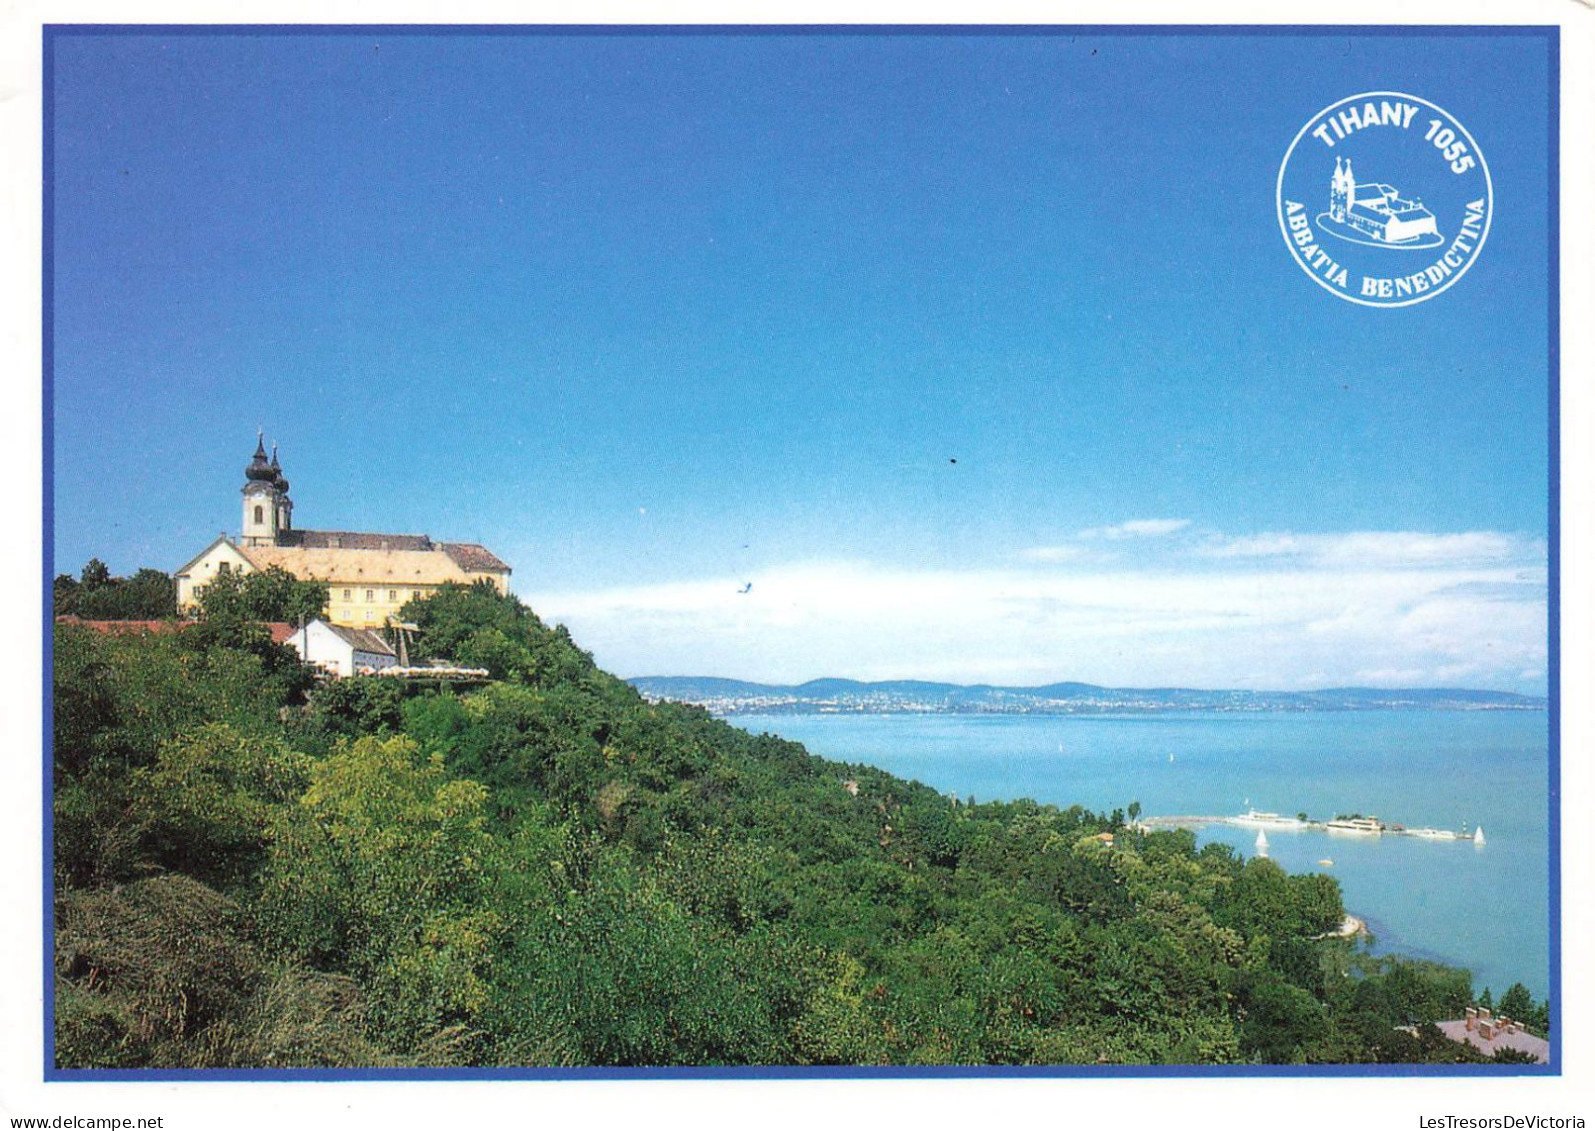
top-left (175, 435), bottom-right (512, 629)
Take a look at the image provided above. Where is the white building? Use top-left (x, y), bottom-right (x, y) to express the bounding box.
top-left (1329, 157), bottom-right (1439, 244)
top-left (285, 618), bottom-right (398, 678)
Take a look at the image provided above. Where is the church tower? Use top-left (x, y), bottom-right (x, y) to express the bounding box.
top-left (241, 432), bottom-right (285, 547)
top-left (1330, 156), bottom-right (1352, 222)
top-left (270, 443), bottom-right (294, 535)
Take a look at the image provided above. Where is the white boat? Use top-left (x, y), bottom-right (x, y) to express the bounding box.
top-left (1255, 829), bottom-right (1270, 857)
top-left (1325, 816), bottom-right (1383, 834)
top-left (1232, 808), bottom-right (1307, 829)
top-left (1405, 827), bottom-right (1464, 840)
top-left (1474, 825), bottom-right (1486, 845)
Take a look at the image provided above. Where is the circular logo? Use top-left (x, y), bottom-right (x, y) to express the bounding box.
top-left (1276, 91), bottom-right (1491, 307)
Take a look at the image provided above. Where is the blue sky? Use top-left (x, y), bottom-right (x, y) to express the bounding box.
top-left (49, 29), bottom-right (1553, 691)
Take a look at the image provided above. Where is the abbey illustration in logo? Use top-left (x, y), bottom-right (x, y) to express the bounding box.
top-left (1317, 156), bottom-right (1444, 249)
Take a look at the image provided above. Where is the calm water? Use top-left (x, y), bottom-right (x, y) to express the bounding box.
top-left (731, 710), bottom-right (1552, 1000)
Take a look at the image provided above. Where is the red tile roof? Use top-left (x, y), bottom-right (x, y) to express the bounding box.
top-left (58, 616), bottom-right (296, 643)
top-left (440, 542), bottom-right (512, 573)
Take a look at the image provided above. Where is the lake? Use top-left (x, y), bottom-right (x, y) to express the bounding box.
top-left (729, 710), bottom-right (1552, 1000)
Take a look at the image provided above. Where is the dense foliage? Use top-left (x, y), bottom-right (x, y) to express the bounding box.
top-left (51, 582), bottom-right (1550, 1068)
top-left (54, 560), bottom-right (177, 620)
top-left (193, 564), bottom-right (329, 627)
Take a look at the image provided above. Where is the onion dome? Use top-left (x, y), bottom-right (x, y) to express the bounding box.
top-left (270, 444), bottom-right (290, 493)
top-left (244, 432), bottom-right (276, 483)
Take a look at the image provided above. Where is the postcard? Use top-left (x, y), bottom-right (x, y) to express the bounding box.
top-left (4, 3), bottom-right (1591, 1127)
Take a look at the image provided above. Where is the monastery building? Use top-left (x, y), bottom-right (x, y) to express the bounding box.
top-left (175, 435), bottom-right (511, 629)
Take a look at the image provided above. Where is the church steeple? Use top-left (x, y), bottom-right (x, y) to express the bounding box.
top-left (244, 430), bottom-right (275, 484)
top-left (241, 431), bottom-right (286, 546)
top-left (271, 443), bottom-right (293, 533)
top-left (1330, 156), bottom-right (1353, 222)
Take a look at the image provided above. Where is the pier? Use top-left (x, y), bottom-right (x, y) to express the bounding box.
top-left (1137, 811), bottom-right (1483, 843)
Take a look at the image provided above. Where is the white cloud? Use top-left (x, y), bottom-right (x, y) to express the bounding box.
top-left (1019, 545), bottom-right (1090, 563)
top-left (530, 528), bottom-right (1549, 693)
top-left (1197, 530), bottom-right (1540, 568)
top-left (1078, 518), bottom-right (1192, 540)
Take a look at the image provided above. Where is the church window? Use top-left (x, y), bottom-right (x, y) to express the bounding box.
top-left (254, 505), bottom-right (264, 524)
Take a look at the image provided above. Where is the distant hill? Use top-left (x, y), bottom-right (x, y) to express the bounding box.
top-left (627, 676), bottom-right (1547, 715)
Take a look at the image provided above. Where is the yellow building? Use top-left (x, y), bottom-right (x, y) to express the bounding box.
top-left (175, 436), bottom-right (511, 629)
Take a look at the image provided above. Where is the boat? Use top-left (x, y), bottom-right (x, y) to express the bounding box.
top-left (1232, 808), bottom-right (1307, 829)
top-left (1474, 825), bottom-right (1486, 845)
top-left (1406, 827), bottom-right (1465, 840)
top-left (1255, 829), bottom-right (1269, 857)
top-left (1325, 816), bottom-right (1383, 834)
top-left (1317, 858), bottom-right (1334, 867)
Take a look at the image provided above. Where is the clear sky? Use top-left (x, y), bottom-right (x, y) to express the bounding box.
top-left (49, 28), bottom-right (1553, 692)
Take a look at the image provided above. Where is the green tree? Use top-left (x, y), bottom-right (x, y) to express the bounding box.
top-left (1235, 972), bottom-right (1329, 1063)
top-left (136, 723), bottom-right (313, 888)
top-left (52, 626), bottom-right (307, 886)
top-left (260, 735), bottom-right (504, 1052)
top-left (199, 566), bottom-right (327, 625)
top-left (55, 562), bottom-right (177, 619)
top-left (1498, 982), bottom-right (1537, 1028)
top-left (308, 676), bottom-right (407, 741)
top-left (402, 581), bottom-right (608, 689)
top-left (186, 567), bottom-right (326, 680)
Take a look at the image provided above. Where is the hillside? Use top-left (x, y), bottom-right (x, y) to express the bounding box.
top-left (50, 582), bottom-right (1547, 1069)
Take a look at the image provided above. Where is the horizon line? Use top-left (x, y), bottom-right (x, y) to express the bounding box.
top-left (626, 674), bottom-right (1546, 699)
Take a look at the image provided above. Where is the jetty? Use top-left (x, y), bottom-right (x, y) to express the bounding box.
top-left (1137, 808), bottom-right (1482, 843)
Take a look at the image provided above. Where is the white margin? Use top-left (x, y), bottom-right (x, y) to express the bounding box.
top-left (2, 4), bottom-right (1591, 1130)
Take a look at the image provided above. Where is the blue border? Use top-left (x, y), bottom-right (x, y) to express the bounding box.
top-left (42, 21), bottom-right (58, 1082)
top-left (1543, 24), bottom-right (1562, 1080)
top-left (38, 23), bottom-right (1559, 36)
top-left (40, 1061), bottom-right (1556, 1081)
top-left (40, 22), bottom-right (1562, 1083)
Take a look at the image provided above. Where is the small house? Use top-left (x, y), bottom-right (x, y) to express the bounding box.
top-left (285, 618), bottom-right (397, 678)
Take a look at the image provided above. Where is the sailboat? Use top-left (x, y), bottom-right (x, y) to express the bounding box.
top-left (1474, 825), bottom-right (1486, 845)
top-left (1255, 829), bottom-right (1270, 857)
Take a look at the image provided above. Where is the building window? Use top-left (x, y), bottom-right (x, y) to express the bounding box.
top-left (217, 562), bottom-right (230, 575)
top-left (343, 589), bottom-right (352, 600)
top-left (388, 590), bottom-right (397, 601)
top-left (365, 590), bottom-right (374, 602)
top-left (253, 504), bottom-right (263, 525)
